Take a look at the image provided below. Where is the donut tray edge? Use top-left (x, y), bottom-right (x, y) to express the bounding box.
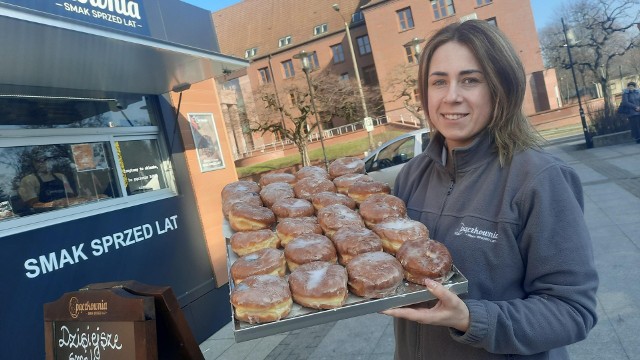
top-left (225, 237), bottom-right (468, 343)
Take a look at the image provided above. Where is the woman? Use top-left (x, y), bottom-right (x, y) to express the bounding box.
top-left (18, 151), bottom-right (75, 209)
top-left (383, 20), bottom-right (598, 359)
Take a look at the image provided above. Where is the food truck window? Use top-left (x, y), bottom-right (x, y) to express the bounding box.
top-left (0, 143), bottom-right (120, 219)
top-left (0, 89), bottom-right (176, 229)
top-left (0, 94), bottom-right (157, 128)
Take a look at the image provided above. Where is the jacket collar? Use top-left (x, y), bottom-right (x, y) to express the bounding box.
top-left (426, 129), bottom-right (496, 173)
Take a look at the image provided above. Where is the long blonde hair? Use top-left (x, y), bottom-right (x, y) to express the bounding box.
top-left (418, 20), bottom-right (541, 165)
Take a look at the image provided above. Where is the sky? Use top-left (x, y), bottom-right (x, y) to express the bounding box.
top-left (181, 0), bottom-right (561, 30)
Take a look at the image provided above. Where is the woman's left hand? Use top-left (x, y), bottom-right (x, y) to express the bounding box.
top-left (381, 278), bottom-right (470, 332)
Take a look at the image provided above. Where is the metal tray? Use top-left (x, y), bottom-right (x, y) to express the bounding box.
top-left (224, 221), bottom-right (468, 343)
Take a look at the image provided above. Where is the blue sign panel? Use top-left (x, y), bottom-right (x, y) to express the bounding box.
top-left (0, 197), bottom-right (216, 359)
top-left (2, 0), bottom-right (150, 36)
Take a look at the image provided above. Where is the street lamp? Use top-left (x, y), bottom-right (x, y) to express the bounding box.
top-left (332, 3), bottom-right (375, 151)
top-left (293, 50), bottom-right (329, 170)
top-left (405, 37), bottom-right (426, 62)
top-left (561, 17), bottom-right (593, 149)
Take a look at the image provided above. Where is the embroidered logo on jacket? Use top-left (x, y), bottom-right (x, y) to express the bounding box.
top-left (454, 222), bottom-right (498, 243)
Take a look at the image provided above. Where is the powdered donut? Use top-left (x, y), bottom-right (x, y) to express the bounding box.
top-left (311, 191), bottom-right (356, 213)
top-left (284, 233), bottom-right (337, 272)
top-left (221, 180), bottom-right (261, 204)
top-left (396, 238), bottom-right (453, 284)
top-left (331, 226), bottom-right (383, 265)
top-left (333, 173), bottom-right (375, 195)
top-left (230, 229), bottom-right (280, 256)
top-left (295, 165), bottom-right (329, 181)
top-left (293, 176), bottom-right (336, 201)
top-left (288, 261), bottom-right (348, 309)
top-left (271, 197), bottom-right (315, 220)
top-left (259, 172), bottom-right (296, 187)
top-left (260, 182), bottom-right (295, 208)
top-left (328, 157), bottom-right (366, 179)
top-left (371, 217), bottom-right (429, 255)
top-left (230, 248), bottom-right (286, 284)
top-left (348, 180), bottom-right (391, 204)
top-left (230, 274), bottom-right (292, 324)
top-left (358, 193), bottom-right (407, 227)
top-left (346, 251), bottom-right (404, 299)
top-left (316, 203), bottom-right (365, 239)
top-left (227, 203), bottom-right (276, 232)
top-left (222, 191), bottom-right (262, 218)
top-left (275, 216), bottom-right (323, 246)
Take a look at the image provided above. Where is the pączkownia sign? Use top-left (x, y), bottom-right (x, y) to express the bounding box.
top-left (44, 288), bottom-right (158, 359)
top-left (2, 0), bottom-right (150, 36)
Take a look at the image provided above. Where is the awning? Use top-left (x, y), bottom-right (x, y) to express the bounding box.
top-left (0, 5), bottom-right (247, 95)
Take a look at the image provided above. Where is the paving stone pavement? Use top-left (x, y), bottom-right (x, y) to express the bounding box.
top-left (200, 137), bottom-right (640, 360)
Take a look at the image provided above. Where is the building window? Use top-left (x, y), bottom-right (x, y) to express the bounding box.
top-left (314, 23), bottom-right (328, 36)
top-left (278, 35), bottom-right (292, 48)
top-left (476, 0), bottom-right (492, 5)
top-left (310, 52), bottom-right (320, 70)
top-left (486, 17), bottom-right (497, 26)
top-left (404, 44), bottom-right (419, 64)
top-left (397, 8), bottom-right (414, 31)
top-left (288, 91), bottom-right (302, 105)
top-left (258, 67), bottom-right (272, 84)
top-left (352, 11), bottom-right (364, 23)
top-left (413, 88), bottom-right (420, 102)
top-left (362, 65), bottom-right (378, 85)
top-left (0, 91), bottom-right (175, 228)
top-left (332, 44), bottom-right (345, 64)
top-left (339, 73), bottom-right (349, 81)
top-left (244, 47), bottom-right (257, 58)
top-left (432, 0), bottom-right (455, 20)
top-left (282, 60), bottom-right (295, 78)
top-left (357, 35), bottom-right (372, 55)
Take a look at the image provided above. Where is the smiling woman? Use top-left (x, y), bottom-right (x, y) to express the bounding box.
top-left (385, 20), bottom-right (599, 360)
top-left (425, 42), bottom-right (492, 150)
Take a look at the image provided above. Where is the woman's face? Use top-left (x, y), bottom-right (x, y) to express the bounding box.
top-left (426, 41), bottom-right (493, 149)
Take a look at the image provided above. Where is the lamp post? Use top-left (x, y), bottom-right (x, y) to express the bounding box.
top-left (561, 17), bottom-right (593, 149)
top-left (405, 37), bottom-right (426, 62)
top-left (293, 50), bottom-right (329, 170)
top-left (332, 3), bottom-right (375, 151)
top-left (404, 37), bottom-right (428, 129)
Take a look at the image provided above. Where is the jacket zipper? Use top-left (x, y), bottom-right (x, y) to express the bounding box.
top-left (432, 177), bottom-right (455, 235)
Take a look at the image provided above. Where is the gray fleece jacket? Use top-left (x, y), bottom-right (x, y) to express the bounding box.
top-left (392, 131), bottom-right (598, 360)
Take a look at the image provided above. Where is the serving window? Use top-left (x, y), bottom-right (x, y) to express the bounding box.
top-left (0, 89), bottom-right (176, 229)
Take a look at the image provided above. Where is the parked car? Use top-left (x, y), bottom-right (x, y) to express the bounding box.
top-left (363, 128), bottom-right (431, 188)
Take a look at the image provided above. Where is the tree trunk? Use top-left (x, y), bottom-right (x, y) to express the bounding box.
top-left (296, 142), bottom-right (311, 167)
top-left (600, 78), bottom-right (615, 116)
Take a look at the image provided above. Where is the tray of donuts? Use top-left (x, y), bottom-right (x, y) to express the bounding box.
top-left (221, 157), bottom-right (468, 342)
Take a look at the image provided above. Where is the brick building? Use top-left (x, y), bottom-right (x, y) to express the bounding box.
top-left (213, 0), bottom-right (558, 159)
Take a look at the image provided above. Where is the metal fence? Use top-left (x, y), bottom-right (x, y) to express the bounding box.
top-left (232, 113), bottom-right (422, 160)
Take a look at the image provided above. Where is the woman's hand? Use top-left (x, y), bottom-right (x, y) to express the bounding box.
top-left (381, 278), bottom-right (470, 332)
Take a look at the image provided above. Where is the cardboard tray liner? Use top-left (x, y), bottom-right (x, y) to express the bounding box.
top-left (223, 220), bottom-right (468, 343)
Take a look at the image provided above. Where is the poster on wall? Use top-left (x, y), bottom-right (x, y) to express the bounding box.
top-left (188, 113), bottom-right (225, 172)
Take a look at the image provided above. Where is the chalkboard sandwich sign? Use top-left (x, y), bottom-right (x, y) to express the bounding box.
top-left (44, 287), bottom-right (157, 360)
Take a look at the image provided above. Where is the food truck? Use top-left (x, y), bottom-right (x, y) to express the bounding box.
top-left (0, 1), bottom-right (245, 358)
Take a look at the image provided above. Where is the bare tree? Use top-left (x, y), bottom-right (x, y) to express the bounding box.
top-left (250, 70), bottom-right (382, 167)
top-left (251, 80), bottom-right (320, 167)
top-left (384, 63), bottom-right (427, 128)
top-left (539, 0), bottom-right (640, 114)
top-left (312, 72), bottom-right (384, 126)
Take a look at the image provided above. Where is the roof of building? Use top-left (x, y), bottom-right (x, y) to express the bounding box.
top-left (212, 0), bottom-right (371, 60)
